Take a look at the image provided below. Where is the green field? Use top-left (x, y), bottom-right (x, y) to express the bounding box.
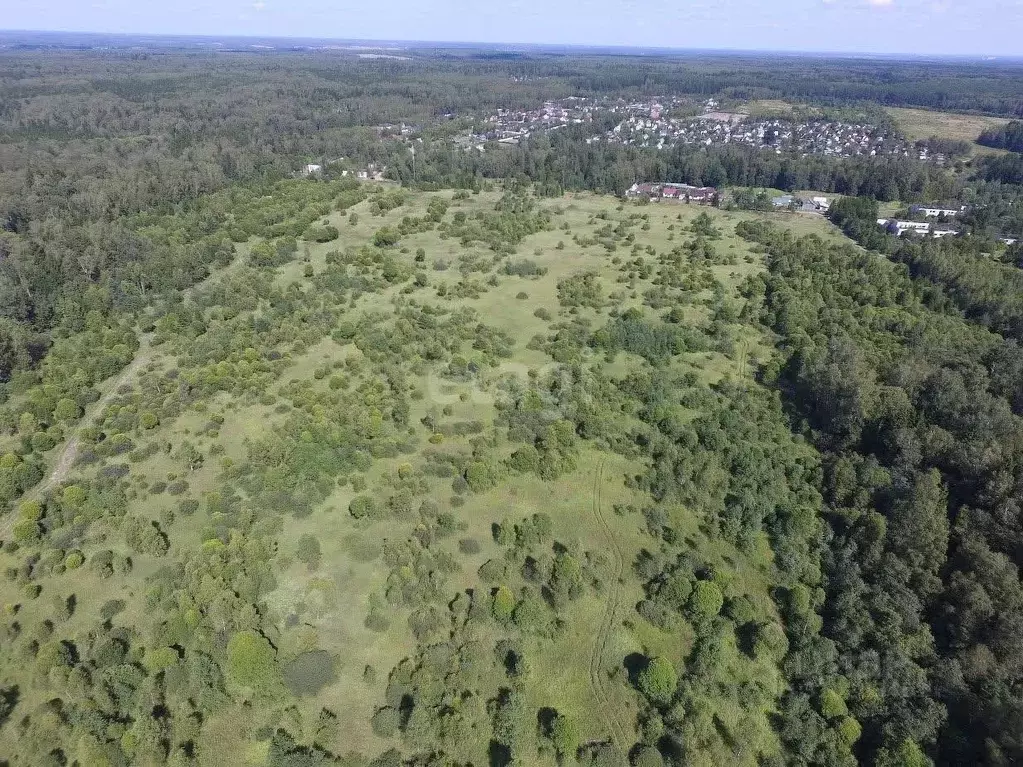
top-left (886, 106), bottom-right (1011, 153)
top-left (0, 184), bottom-right (851, 765)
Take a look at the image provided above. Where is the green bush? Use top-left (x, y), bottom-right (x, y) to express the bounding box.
top-left (349, 495), bottom-right (377, 519)
top-left (687, 581), bottom-right (724, 623)
top-left (638, 656), bottom-right (677, 705)
top-left (492, 585), bottom-right (516, 623)
top-left (373, 228), bottom-right (400, 248)
top-left (226, 630), bottom-right (283, 697)
top-left (296, 534), bottom-right (322, 569)
top-left (304, 225), bottom-right (339, 243)
top-left (282, 650), bottom-right (337, 696)
top-left (458, 538), bottom-right (481, 555)
top-left (64, 551), bottom-right (84, 569)
top-left (371, 707), bottom-right (401, 737)
top-left (30, 431), bottom-right (57, 453)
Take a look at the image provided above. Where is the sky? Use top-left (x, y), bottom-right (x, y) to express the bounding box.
top-left (5, 0), bottom-right (1023, 57)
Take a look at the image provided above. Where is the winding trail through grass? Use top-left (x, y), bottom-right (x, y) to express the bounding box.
top-left (0, 340), bottom-right (150, 540)
top-left (38, 349), bottom-right (150, 496)
top-left (587, 457), bottom-right (630, 754)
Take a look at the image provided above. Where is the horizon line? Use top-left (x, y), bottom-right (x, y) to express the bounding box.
top-left (2, 28), bottom-right (1022, 62)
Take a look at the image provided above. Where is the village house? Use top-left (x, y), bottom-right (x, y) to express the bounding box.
top-left (773, 194), bottom-right (829, 213)
top-left (626, 182), bottom-right (717, 203)
top-left (461, 96), bottom-right (935, 166)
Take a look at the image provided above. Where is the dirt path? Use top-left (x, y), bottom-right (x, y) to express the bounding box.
top-left (587, 458), bottom-right (630, 754)
top-left (0, 343), bottom-right (150, 540)
top-left (39, 350), bottom-right (150, 496)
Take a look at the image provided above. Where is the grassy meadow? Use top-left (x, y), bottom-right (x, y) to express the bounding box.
top-left (886, 106), bottom-right (1011, 154)
top-left (0, 182), bottom-right (852, 766)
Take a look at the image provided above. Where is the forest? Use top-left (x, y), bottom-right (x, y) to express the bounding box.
top-left (0, 43), bottom-right (1022, 767)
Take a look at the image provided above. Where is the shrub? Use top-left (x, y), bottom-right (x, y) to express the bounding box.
top-left (365, 609), bottom-right (390, 633)
top-left (492, 585), bottom-right (516, 623)
top-left (101, 464), bottom-right (130, 480)
top-left (12, 518), bottom-right (41, 543)
top-left (373, 228), bottom-right (400, 248)
top-left (167, 480), bottom-right (189, 496)
top-left (296, 534), bottom-right (322, 569)
top-left (687, 581), bottom-right (724, 623)
top-left (550, 713), bottom-right (580, 761)
top-left (754, 621), bottom-right (788, 661)
top-left (478, 558), bottom-right (508, 583)
top-left (349, 495), bottom-right (377, 519)
top-left (632, 746), bottom-right (665, 767)
top-left (638, 657), bottom-right (677, 705)
top-left (226, 630), bottom-right (283, 697)
top-left (64, 551), bottom-right (84, 570)
top-left (371, 707), bottom-right (401, 737)
top-left (282, 650), bottom-right (337, 696)
top-left (178, 498), bottom-right (200, 516)
top-left (458, 538), bottom-right (481, 555)
top-left (305, 225), bottom-right (339, 243)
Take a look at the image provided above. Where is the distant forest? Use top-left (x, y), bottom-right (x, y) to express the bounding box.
top-left (1, 49), bottom-right (1021, 354)
top-left (978, 120), bottom-right (1023, 152)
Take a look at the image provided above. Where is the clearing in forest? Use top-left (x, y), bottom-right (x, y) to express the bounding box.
top-left (0, 183), bottom-right (844, 766)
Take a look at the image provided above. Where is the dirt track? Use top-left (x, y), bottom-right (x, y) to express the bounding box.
top-left (587, 458), bottom-right (630, 753)
top-left (0, 349), bottom-right (148, 540)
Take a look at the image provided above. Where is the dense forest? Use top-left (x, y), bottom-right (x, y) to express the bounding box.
top-left (1, 43), bottom-right (1023, 767)
top-left (739, 219), bottom-right (1023, 763)
top-left (977, 120), bottom-right (1023, 152)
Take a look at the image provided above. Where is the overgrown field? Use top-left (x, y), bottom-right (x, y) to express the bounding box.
top-left (0, 183), bottom-right (855, 766)
top-left (887, 106), bottom-right (1011, 153)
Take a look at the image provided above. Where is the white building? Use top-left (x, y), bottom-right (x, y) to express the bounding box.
top-left (303, 164), bottom-right (322, 176)
top-left (910, 204), bottom-right (963, 218)
top-left (897, 221), bottom-right (933, 234)
top-left (880, 219), bottom-right (932, 235)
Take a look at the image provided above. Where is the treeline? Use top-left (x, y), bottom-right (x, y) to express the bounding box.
top-left (829, 196), bottom-right (1023, 342)
top-left (739, 220), bottom-right (1023, 764)
top-left (0, 47), bottom-right (1008, 349)
top-left (975, 151), bottom-right (1023, 185)
top-left (394, 129), bottom-right (962, 203)
top-left (3, 48), bottom-right (1016, 236)
top-left (978, 120), bottom-right (1023, 152)
top-left (473, 53), bottom-right (1023, 116)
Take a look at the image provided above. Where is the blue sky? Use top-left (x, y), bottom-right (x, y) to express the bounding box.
top-left (6, 0), bottom-right (1023, 56)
